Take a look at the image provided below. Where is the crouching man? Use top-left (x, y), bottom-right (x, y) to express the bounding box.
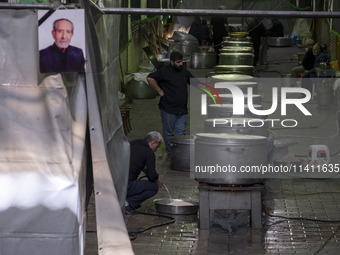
top-left (125, 131), bottom-right (163, 214)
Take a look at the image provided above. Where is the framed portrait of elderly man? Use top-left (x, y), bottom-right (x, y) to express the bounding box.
top-left (38, 10), bottom-right (86, 73)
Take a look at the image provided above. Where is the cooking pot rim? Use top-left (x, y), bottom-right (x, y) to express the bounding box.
top-left (195, 132), bottom-right (268, 143)
top-left (211, 74), bottom-right (253, 80)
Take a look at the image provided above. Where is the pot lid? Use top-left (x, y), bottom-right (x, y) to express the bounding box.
top-left (215, 65), bottom-right (255, 69)
top-left (214, 93), bottom-right (261, 98)
top-left (208, 104), bottom-right (262, 108)
top-left (224, 40), bottom-right (252, 44)
top-left (210, 74), bottom-right (253, 81)
top-left (205, 118), bottom-right (266, 126)
top-left (214, 81), bottom-right (257, 87)
top-left (220, 46), bottom-right (254, 51)
top-left (229, 32), bottom-right (249, 38)
top-left (219, 52), bottom-right (254, 56)
top-left (195, 133), bottom-right (267, 142)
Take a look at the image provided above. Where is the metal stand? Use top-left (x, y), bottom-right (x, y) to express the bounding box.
top-left (198, 183), bottom-right (264, 230)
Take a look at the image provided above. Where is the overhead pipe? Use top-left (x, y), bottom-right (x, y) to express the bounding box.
top-left (1, 4), bottom-right (340, 19)
top-left (101, 8), bottom-right (340, 18)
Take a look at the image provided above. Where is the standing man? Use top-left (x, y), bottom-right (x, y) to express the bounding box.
top-left (40, 18), bottom-right (85, 73)
top-left (147, 51), bottom-right (194, 157)
top-left (125, 131), bottom-right (163, 214)
top-left (246, 17), bottom-right (267, 66)
top-left (210, 5), bottom-right (229, 57)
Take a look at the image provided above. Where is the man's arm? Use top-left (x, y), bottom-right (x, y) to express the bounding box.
top-left (147, 77), bottom-right (164, 96)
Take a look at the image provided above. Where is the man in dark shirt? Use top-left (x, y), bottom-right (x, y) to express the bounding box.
top-left (125, 131), bottom-right (163, 214)
top-left (147, 51), bottom-right (194, 157)
top-left (210, 5), bottom-right (229, 55)
top-left (246, 17), bottom-right (267, 66)
top-left (40, 18), bottom-right (85, 73)
top-left (291, 39), bottom-right (316, 80)
top-left (301, 43), bottom-right (329, 93)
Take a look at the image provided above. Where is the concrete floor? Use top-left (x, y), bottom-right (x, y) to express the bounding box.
top-left (86, 45), bottom-right (340, 254)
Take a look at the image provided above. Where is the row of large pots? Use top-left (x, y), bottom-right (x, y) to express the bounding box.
top-left (170, 33), bottom-right (268, 185)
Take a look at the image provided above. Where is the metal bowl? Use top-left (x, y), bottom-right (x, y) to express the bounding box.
top-left (268, 37), bottom-right (292, 47)
top-left (154, 198), bottom-right (199, 215)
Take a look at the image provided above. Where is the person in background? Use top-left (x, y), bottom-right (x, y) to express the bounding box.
top-left (301, 43), bottom-right (328, 93)
top-left (246, 17), bottom-right (267, 66)
top-left (147, 51), bottom-right (194, 157)
top-left (188, 16), bottom-right (211, 45)
top-left (210, 5), bottom-right (229, 56)
top-left (290, 39), bottom-right (316, 82)
top-left (268, 18), bottom-right (284, 37)
top-left (125, 131), bottom-right (163, 214)
top-left (40, 18), bottom-right (85, 73)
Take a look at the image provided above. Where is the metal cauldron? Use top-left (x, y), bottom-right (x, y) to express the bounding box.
top-left (170, 135), bottom-right (194, 171)
top-left (220, 46), bottom-right (254, 54)
top-left (228, 32), bottom-right (249, 38)
top-left (222, 41), bottom-right (253, 47)
top-left (204, 118), bottom-right (269, 137)
top-left (223, 36), bottom-right (252, 42)
top-left (214, 65), bottom-right (255, 76)
top-left (126, 79), bottom-right (157, 99)
top-left (191, 52), bottom-right (217, 69)
top-left (214, 81), bottom-right (258, 94)
top-left (168, 41), bottom-right (198, 57)
top-left (268, 37), bottom-right (292, 47)
top-left (207, 104), bottom-right (264, 119)
top-left (194, 133), bottom-right (267, 184)
top-left (210, 93), bottom-right (262, 105)
top-left (209, 73), bottom-right (254, 82)
top-left (219, 53), bottom-right (254, 66)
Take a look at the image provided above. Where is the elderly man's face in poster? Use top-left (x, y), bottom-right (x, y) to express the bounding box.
top-left (52, 20), bottom-right (73, 49)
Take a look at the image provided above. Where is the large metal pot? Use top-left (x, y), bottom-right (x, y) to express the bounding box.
top-left (223, 36), bottom-right (252, 42)
top-left (214, 65), bottom-right (255, 76)
top-left (170, 135), bottom-right (194, 171)
top-left (214, 81), bottom-right (258, 94)
top-left (268, 37), bottom-right (292, 47)
top-left (220, 46), bottom-right (254, 54)
top-left (219, 53), bottom-right (254, 66)
top-left (228, 32), bottom-right (249, 38)
top-left (126, 79), bottom-right (157, 99)
top-left (210, 93), bottom-right (262, 105)
top-left (222, 41), bottom-right (253, 47)
top-left (171, 31), bottom-right (198, 42)
top-left (207, 104), bottom-right (264, 119)
top-left (191, 52), bottom-right (217, 69)
top-left (194, 133), bottom-right (267, 184)
top-left (204, 118), bottom-right (269, 137)
top-left (209, 73), bottom-right (254, 82)
top-left (168, 41), bottom-right (198, 57)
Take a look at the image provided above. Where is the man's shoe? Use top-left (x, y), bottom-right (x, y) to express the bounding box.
top-left (125, 205), bottom-right (137, 215)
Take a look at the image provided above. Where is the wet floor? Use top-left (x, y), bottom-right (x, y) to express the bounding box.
top-left (85, 45), bottom-right (340, 254)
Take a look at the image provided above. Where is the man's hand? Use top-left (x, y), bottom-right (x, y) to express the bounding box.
top-left (158, 89), bottom-right (164, 96)
top-left (156, 180), bottom-right (163, 189)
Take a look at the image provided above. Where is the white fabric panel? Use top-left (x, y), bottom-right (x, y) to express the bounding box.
top-left (0, 9), bottom-right (88, 253)
top-left (0, 74), bottom-right (88, 255)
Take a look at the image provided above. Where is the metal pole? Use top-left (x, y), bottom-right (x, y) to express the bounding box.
top-left (1, 5), bottom-right (340, 19)
top-left (0, 2), bottom-right (54, 9)
top-left (100, 8), bottom-right (340, 19)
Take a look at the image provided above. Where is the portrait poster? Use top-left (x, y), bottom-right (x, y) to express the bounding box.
top-left (38, 9), bottom-right (86, 73)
